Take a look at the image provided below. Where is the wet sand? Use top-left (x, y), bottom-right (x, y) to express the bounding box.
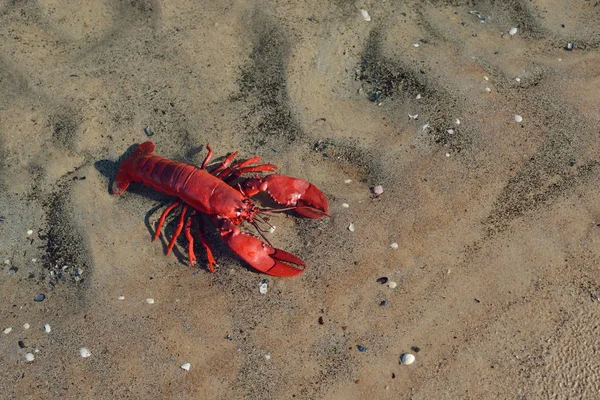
top-left (1, 1), bottom-right (599, 399)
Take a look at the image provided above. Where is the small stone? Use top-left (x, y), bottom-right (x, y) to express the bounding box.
top-left (379, 300), bottom-right (389, 307)
top-left (34, 294), bottom-right (45, 302)
top-left (31, 258), bottom-right (37, 263)
top-left (80, 347), bottom-right (92, 358)
top-left (455, 119), bottom-right (461, 125)
top-left (377, 277), bottom-right (389, 284)
top-left (373, 185), bottom-right (384, 195)
top-left (342, 203), bottom-right (349, 208)
top-left (416, 94), bottom-right (422, 99)
top-left (357, 345), bottom-right (367, 352)
top-left (144, 126), bottom-right (154, 136)
top-left (348, 223), bottom-right (355, 232)
top-left (259, 279), bottom-right (269, 294)
top-left (508, 27), bottom-right (518, 35)
top-left (344, 179), bottom-right (352, 184)
top-left (118, 296), bottom-right (125, 300)
top-left (484, 76), bottom-right (489, 81)
top-left (485, 87), bottom-right (491, 92)
top-left (566, 42), bottom-right (574, 51)
top-left (447, 129), bottom-right (454, 135)
top-left (515, 114), bottom-right (523, 123)
top-left (27, 229), bottom-right (33, 236)
top-left (388, 281), bottom-right (397, 289)
top-left (24, 353), bottom-right (35, 362)
top-left (265, 354), bottom-right (271, 360)
top-left (181, 363), bottom-right (191, 371)
top-left (412, 43), bottom-right (420, 47)
top-left (401, 353), bottom-right (415, 365)
top-left (422, 123), bottom-right (430, 131)
top-left (18, 340), bottom-right (25, 349)
top-left (146, 298), bottom-right (155, 304)
top-left (23, 323), bottom-right (30, 330)
top-left (4, 259), bottom-right (10, 265)
top-left (268, 226), bottom-right (276, 233)
top-left (409, 113), bottom-right (418, 120)
top-left (445, 153), bottom-right (450, 158)
top-left (44, 324), bottom-right (51, 333)
top-left (360, 9), bottom-right (371, 21)
top-left (3, 327), bottom-right (12, 334)
top-left (390, 242), bottom-right (398, 249)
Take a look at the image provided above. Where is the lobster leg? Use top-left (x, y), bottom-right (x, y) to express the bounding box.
top-left (211, 151), bottom-right (239, 175)
top-left (184, 213), bottom-right (197, 266)
top-left (223, 164), bottom-right (278, 183)
top-left (217, 217), bottom-right (305, 277)
top-left (153, 201), bottom-right (181, 242)
top-left (196, 217), bottom-right (217, 273)
top-left (166, 204), bottom-right (188, 255)
top-left (239, 175), bottom-right (329, 219)
top-left (200, 144), bottom-right (213, 170)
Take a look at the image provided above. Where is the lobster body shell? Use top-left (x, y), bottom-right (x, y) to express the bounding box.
top-left (114, 142), bottom-right (247, 221)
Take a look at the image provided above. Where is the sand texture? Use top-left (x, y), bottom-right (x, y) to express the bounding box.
top-left (1, 1), bottom-right (600, 399)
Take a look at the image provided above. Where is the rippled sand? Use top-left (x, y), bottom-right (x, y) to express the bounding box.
top-left (1, 1), bottom-right (599, 399)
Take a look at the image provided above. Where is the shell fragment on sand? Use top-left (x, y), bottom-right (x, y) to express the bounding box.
top-left (401, 353), bottom-right (415, 365)
top-left (360, 9), bottom-right (371, 21)
top-left (80, 348), bottom-right (92, 358)
top-left (181, 363), bottom-right (191, 371)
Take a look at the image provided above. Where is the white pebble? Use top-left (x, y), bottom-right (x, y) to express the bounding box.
top-left (31, 258), bottom-right (37, 263)
top-left (348, 223), bottom-right (356, 232)
top-left (23, 323), bottom-right (30, 330)
top-left (416, 94), bottom-right (422, 99)
top-left (146, 298), bottom-right (155, 304)
top-left (342, 203), bottom-right (349, 208)
top-left (4, 259), bottom-right (9, 265)
top-left (44, 324), bottom-right (51, 333)
top-left (3, 327), bottom-right (12, 334)
top-left (80, 348), bottom-right (92, 358)
top-left (344, 179), bottom-right (352, 184)
top-left (422, 123), bottom-right (430, 131)
top-left (508, 27), bottom-right (518, 36)
top-left (373, 185), bottom-right (384, 195)
top-left (360, 9), bottom-right (371, 21)
top-left (445, 153), bottom-right (450, 158)
top-left (181, 363), bottom-right (191, 371)
top-left (388, 281), bottom-right (397, 289)
top-left (516, 77), bottom-right (521, 82)
top-left (390, 243), bottom-right (399, 249)
top-left (515, 114), bottom-right (523, 123)
top-left (24, 353), bottom-right (35, 362)
top-left (412, 43), bottom-right (420, 48)
top-left (268, 226), bottom-right (276, 234)
top-left (401, 353), bottom-right (415, 365)
top-left (484, 76), bottom-right (489, 81)
top-left (485, 87), bottom-right (491, 93)
top-left (408, 113), bottom-right (418, 120)
top-left (265, 354), bottom-right (271, 360)
top-left (27, 229), bottom-right (33, 236)
top-left (118, 295), bottom-right (125, 300)
top-left (455, 119), bottom-right (461, 125)
top-left (259, 280), bottom-right (269, 295)
top-left (447, 129), bottom-right (454, 135)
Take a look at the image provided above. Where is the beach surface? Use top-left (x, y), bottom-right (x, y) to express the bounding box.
top-left (1, 1), bottom-right (599, 398)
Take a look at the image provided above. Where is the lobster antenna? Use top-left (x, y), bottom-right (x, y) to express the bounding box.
top-left (259, 206), bottom-right (330, 217)
top-left (251, 221), bottom-right (272, 247)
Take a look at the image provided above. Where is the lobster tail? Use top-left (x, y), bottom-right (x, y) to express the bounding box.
top-left (112, 142), bottom-right (156, 195)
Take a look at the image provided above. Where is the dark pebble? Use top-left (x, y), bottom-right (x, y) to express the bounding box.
top-left (379, 300), bottom-right (389, 307)
top-left (318, 316), bottom-right (324, 325)
top-left (411, 346), bottom-right (421, 353)
top-left (474, 298), bottom-right (481, 303)
top-left (0, 217), bottom-right (4, 222)
top-left (144, 127), bottom-right (154, 136)
top-left (34, 294), bottom-right (45, 302)
top-left (376, 277), bottom-right (389, 284)
top-left (18, 340), bottom-right (25, 349)
top-left (392, 373), bottom-right (396, 379)
top-left (356, 345), bottom-right (367, 352)
top-left (225, 334), bottom-right (232, 340)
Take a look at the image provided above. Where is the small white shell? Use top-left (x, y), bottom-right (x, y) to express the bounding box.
top-left (268, 226), bottom-right (276, 234)
top-left (416, 94), bottom-right (422, 99)
top-left (401, 353), bottom-right (415, 365)
top-left (373, 185), bottom-right (384, 195)
top-left (344, 179), bottom-right (352, 184)
top-left (484, 76), bottom-right (489, 81)
top-left (409, 113), bottom-right (418, 120)
top-left (44, 324), bottom-right (51, 333)
top-left (455, 119), bottom-right (461, 125)
top-left (447, 129), bottom-right (454, 135)
top-left (146, 298), bottom-right (155, 304)
top-left (259, 281), bottom-right (269, 295)
top-left (485, 87), bottom-right (491, 92)
top-left (265, 354), bottom-right (271, 360)
top-left (508, 27), bottom-right (518, 35)
top-left (27, 229), bottom-right (33, 236)
top-left (24, 353), bottom-right (35, 362)
top-left (390, 243), bottom-right (399, 249)
top-left (80, 348), bottom-right (92, 358)
top-left (516, 77), bottom-right (521, 82)
top-left (422, 123), bottom-right (430, 131)
top-left (3, 327), bottom-right (12, 334)
top-left (360, 9), bottom-right (371, 21)
top-left (181, 363), bottom-right (191, 371)
top-left (388, 281), bottom-right (397, 289)
top-left (348, 223), bottom-right (356, 232)
top-left (515, 114), bottom-right (523, 123)
top-left (412, 43), bottom-right (420, 48)
top-left (342, 203), bottom-right (349, 208)
top-left (23, 323), bottom-right (30, 330)
top-left (118, 296), bottom-right (125, 300)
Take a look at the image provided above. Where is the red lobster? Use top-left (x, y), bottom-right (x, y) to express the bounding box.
top-left (112, 141), bottom-right (328, 277)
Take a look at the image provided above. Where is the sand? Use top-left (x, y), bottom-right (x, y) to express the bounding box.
top-left (1, 1), bottom-right (600, 399)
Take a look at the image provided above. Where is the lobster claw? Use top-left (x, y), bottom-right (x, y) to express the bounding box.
top-left (240, 174), bottom-right (329, 219)
top-left (217, 217), bottom-right (306, 277)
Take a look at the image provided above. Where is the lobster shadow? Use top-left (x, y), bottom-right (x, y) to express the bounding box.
top-left (94, 146), bottom-right (242, 272)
